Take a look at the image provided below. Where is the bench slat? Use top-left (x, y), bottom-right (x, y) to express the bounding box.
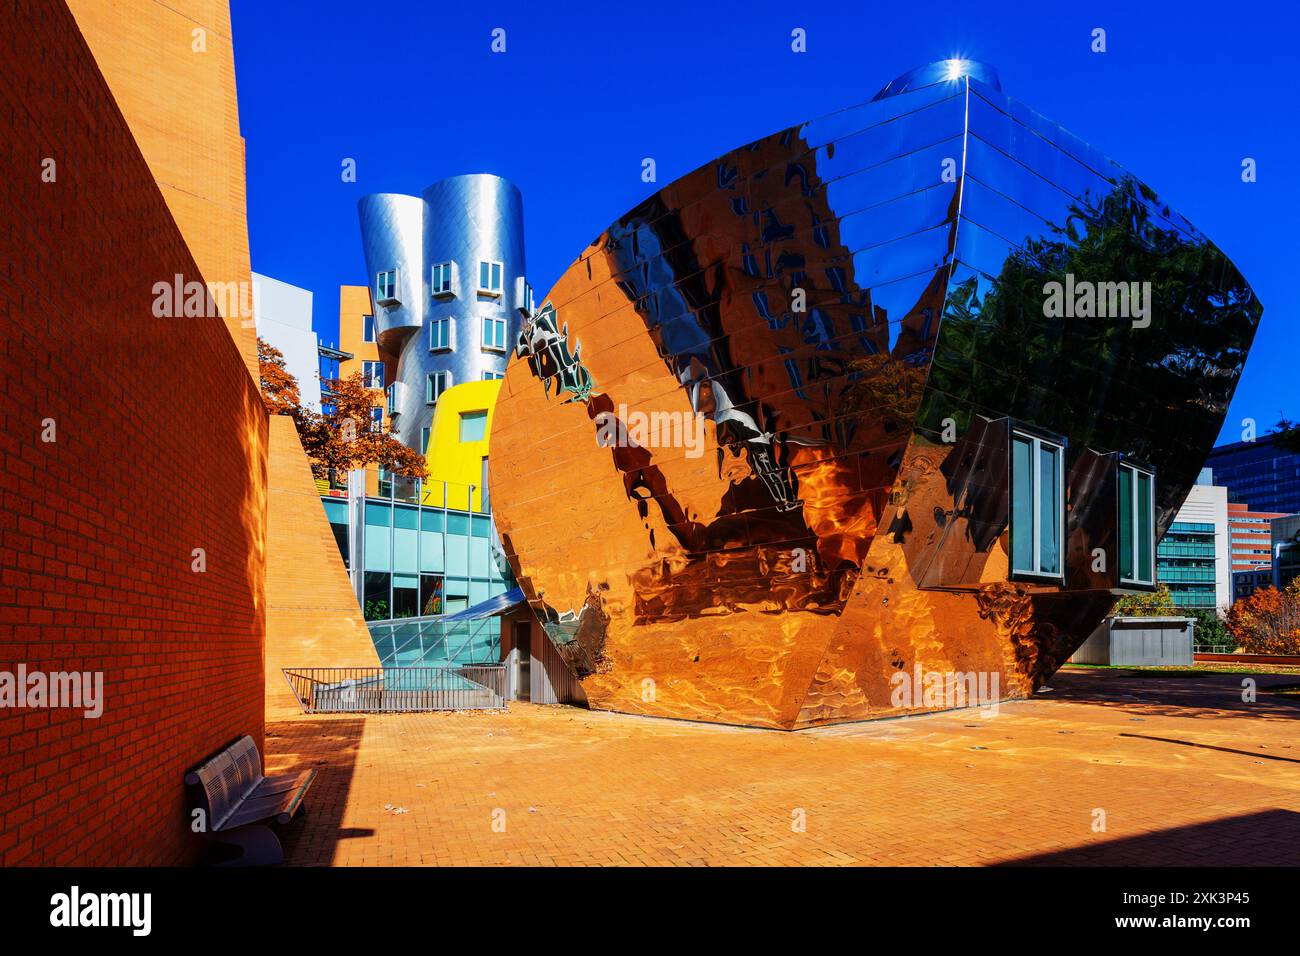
top-left (223, 770), bottom-right (316, 830)
top-left (187, 736), bottom-right (315, 842)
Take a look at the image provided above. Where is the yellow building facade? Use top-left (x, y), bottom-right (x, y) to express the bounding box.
top-left (336, 284), bottom-right (501, 508)
top-left (423, 379), bottom-right (501, 512)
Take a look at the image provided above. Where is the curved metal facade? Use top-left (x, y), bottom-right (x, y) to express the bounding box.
top-left (490, 61), bottom-right (1262, 729)
top-left (358, 175), bottom-right (526, 449)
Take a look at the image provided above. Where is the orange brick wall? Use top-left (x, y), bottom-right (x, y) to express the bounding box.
top-left (265, 416), bottom-right (378, 714)
top-left (0, 1), bottom-right (267, 864)
top-left (67, 0), bottom-right (260, 378)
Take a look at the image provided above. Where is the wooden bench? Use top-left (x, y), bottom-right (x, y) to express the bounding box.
top-left (185, 735), bottom-right (316, 866)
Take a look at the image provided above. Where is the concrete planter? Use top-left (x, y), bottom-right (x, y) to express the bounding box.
top-left (1069, 616), bottom-right (1195, 667)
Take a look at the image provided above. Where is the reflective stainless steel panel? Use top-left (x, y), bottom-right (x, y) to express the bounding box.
top-left (358, 175), bottom-right (527, 448)
top-left (491, 61), bottom-right (1262, 729)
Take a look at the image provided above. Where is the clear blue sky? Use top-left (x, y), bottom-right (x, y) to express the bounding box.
top-left (232, 0), bottom-right (1297, 446)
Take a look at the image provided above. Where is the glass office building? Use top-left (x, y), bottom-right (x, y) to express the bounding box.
top-left (322, 473), bottom-right (510, 666)
top-left (1156, 522), bottom-right (1219, 609)
top-left (1207, 433), bottom-right (1300, 516)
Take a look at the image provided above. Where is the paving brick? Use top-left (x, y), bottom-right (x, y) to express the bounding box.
top-left (266, 668), bottom-right (1300, 866)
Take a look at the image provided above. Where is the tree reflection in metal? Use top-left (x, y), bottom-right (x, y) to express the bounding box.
top-left (491, 62), bottom-right (1262, 729)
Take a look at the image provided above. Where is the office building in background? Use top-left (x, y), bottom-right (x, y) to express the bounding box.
top-left (1156, 473), bottom-right (1231, 612)
top-left (1274, 515), bottom-right (1300, 590)
top-left (1227, 502), bottom-right (1286, 571)
top-left (1207, 431), bottom-right (1300, 515)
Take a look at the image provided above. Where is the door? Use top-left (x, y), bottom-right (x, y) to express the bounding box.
top-left (515, 621), bottom-right (531, 702)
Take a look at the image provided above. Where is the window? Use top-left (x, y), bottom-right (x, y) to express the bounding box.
top-left (376, 269), bottom-right (399, 305)
top-left (426, 370), bottom-right (451, 404)
top-left (363, 314), bottom-right (375, 343)
top-left (429, 317), bottom-right (453, 352)
top-left (1009, 429), bottom-right (1064, 579)
top-left (1118, 461), bottom-right (1156, 586)
top-left (482, 370), bottom-right (505, 381)
top-left (361, 360), bottom-right (384, 389)
top-left (515, 275), bottom-right (534, 316)
top-left (363, 571), bottom-right (391, 621)
top-left (431, 261), bottom-right (457, 298)
top-left (481, 457), bottom-right (490, 512)
top-left (481, 315), bottom-right (507, 351)
top-left (459, 410), bottom-right (488, 443)
top-left (420, 574), bottom-right (444, 616)
top-left (370, 406), bottom-right (384, 433)
top-left (477, 260), bottom-right (503, 295)
top-left (420, 427), bottom-right (431, 453)
top-left (386, 384), bottom-right (397, 416)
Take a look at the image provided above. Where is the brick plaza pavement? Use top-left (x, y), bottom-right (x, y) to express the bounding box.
top-left (265, 667), bottom-right (1300, 866)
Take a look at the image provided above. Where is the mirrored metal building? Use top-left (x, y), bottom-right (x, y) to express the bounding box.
top-left (358, 174), bottom-right (530, 451)
top-left (490, 60), bottom-right (1262, 729)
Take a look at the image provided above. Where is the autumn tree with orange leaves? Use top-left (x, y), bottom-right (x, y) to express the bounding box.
top-left (1225, 580), bottom-right (1300, 654)
top-left (257, 337), bottom-right (301, 415)
top-left (297, 372), bottom-right (426, 479)
top-left (256, 337), bottom-right (426, 481)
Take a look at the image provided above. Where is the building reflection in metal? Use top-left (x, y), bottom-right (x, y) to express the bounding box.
top-left (490, 61), bottom-right (1262, 728)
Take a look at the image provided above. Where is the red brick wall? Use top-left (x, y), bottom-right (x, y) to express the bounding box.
top-left (0, 1), bottom-right (268, 865)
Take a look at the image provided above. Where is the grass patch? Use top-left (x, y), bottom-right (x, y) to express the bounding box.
top-left (1062, 663), bottom-right (1300, 678)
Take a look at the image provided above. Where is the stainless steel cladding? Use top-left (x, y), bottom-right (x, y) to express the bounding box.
top-left (358, 175), bottom-right (527, 449)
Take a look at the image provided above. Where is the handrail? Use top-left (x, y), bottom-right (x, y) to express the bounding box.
top-left (282, 666), bottom-right (508, 714)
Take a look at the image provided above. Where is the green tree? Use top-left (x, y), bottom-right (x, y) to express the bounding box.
top-left (934, 175), bottom-right (1260, 495)
top-left (1184, 607), bottom-right (1232, 650)
top-left (1273, 416), bottom-right (1300, 454)
top-left (1113, 583), bottom-right (1178, 617)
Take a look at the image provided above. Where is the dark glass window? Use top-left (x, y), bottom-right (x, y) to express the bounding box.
top-left (392, 574), bottom-right (419, 619)
top-left (363, 571), bottom-right (390, 621)
top-left (323, 499), bottom-right (349, 570)
top-left (1010, 431), bottom-right (1063, 578)
top-left (1119, 462), bottom-right (1155, 585)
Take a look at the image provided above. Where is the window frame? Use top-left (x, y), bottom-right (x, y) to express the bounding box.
top-left (430, 261), bottom-right (457, 299)
top-left (426, 370), bottom-right (452, 405)
top-left (458, 409), bottom-right (489, 443)
top-left (362, 313), bottom-right (376, 343)
top-left (514, 275), bottom-right (534, 316)
top-left (477, 260), bottom-right (504, 296)
top-left (1117, 457), bottom-right (1157, 588)
top-left (428, 316), bottom-right (454, 353)
top-left (481, 315), bottom-right (507, 352)
top-left (361, 360), bottom-right (384, 389)
top-left (375, 269), bottom-right (400, 306)
top-left (1007, 425), bottom-right (1067, 584)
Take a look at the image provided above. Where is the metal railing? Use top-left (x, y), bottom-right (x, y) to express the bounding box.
top-left (282, 666), bottom-right (507, 714)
